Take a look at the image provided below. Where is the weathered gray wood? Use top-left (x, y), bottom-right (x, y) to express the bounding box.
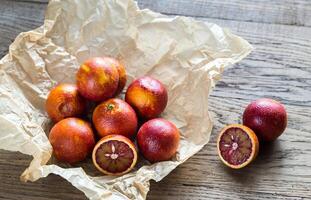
top-left (136, 0), bottom-right (311, 27)
top-left (0, 0), bottom-right (311, 200)
top-left (0, 0), bottom-right (46, 57)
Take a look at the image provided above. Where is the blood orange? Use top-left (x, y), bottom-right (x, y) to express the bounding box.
top-left (49, 118), bottom-right (95, 164)
top-left (109, 58), bottom-right (127, 96)
top-left (92, 98), bottom-right (138, 139)
top-left (45, 84), bottom-right (86, 122)
top-left (92, 135), bottom-right (137, 176)
top-left (243, 98), bottom-right (287, 142)
top-left (76, 57), bottom-right (119, 102)
top-left (137, 118), bottom-right (180, 163)
top-left (217, 124), bottom-right (259, 169)
top-left (125, 76), bottom-right (168, 119)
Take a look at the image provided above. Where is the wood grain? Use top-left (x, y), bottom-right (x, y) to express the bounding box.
top-left (136, 0), bottom-right (311, 27)
top-left (0, 0), bottom-right (46, 57)
top-left (0, 0), bottom-right (311, 200)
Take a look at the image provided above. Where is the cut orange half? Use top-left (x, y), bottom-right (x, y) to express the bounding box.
top-left (92, 135), bottom-right (137, 176)
top-left (217, 124), bottom-right (259, 169)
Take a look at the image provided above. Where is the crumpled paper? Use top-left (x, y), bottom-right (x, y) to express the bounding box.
top-left (0, 0), bottom-right (252, 199)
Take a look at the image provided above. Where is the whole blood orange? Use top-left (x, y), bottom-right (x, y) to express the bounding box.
top-left (76, 57), bottom-right (119, 102)
top-left (243, 98), bottom-right (287, 142)
top-left (137, 118), bottom-right (180, 163)
top-left (217, 124), bottom-right (259, 169)
top-left (49, 118), bottom-right (95, 164)
top-left (92, 135), bottom-right (137, 175)
top-left (92, 98), bottom-right (138, 139)
top-left (45, 84), bottom-right (86, 122)
top-left (125, 76), bottom-right (168, 119)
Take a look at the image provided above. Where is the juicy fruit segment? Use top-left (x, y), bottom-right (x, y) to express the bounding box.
top-left (217, 124), bottom-right (259, 169)
top-left (219, 128), bottom-right (252, 165)
top-left (92, 135), bottom-right (137, 175)
top-left (92, 98), bottom-right (138, 139)
top-left (125, 76), bottom-right (168, 119)
top-left (45, 84), bottom-right (86, 122)
top-left (243, 98), bottom-right (287, 142)
top-left (49, 118), bottom-right (95, 164)
top-left (137, 118), bottom-right (180, 162)
top-left (95, 140), bottom-right (134, 174)
top-left (76, 57), bottom-right (119, 102)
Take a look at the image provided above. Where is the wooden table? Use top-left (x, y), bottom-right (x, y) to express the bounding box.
top-left (1, 0), bottom-right (310, 199)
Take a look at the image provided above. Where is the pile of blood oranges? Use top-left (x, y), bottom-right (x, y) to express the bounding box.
top-left (46, 57), bottom-right (180, 176)
top-left (217, 98), bottom-right (287, 169)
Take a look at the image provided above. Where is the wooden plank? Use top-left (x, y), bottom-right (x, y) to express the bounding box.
top-left (0, 151), bottom-right (87, 200)
top-left (136, 0), bottom-right (311, 27)
top-left (0, 0), bottom-right (311, 200)
top-left (3, 0), bottom-right (311, 26)
top-left (0, 0), bottom-right (46, 57)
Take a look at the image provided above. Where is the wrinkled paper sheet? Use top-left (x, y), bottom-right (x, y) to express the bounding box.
top-left (0, 0), bottom-right (252, 199)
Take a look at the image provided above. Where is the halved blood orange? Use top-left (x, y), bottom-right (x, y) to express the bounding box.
top-left (92, 135), bottom-right (137, 176)
top-left (217, 124), bottom-right (259, 169)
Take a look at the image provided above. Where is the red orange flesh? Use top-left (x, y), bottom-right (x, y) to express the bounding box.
top-left (92, 98), bottom-right (138, 139)
top-left (125, 76), bottom-right (168, 119)
top-left (76, 57), bottom-right (119, 102)
top-left (217, 124), bottom-right (259, 169)
top-left (92, 135), bottom-right (137, 175)
top-left (49, 118), bottom-right (96, 164)
top-left (45, 84), bottom-right (86, 122)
